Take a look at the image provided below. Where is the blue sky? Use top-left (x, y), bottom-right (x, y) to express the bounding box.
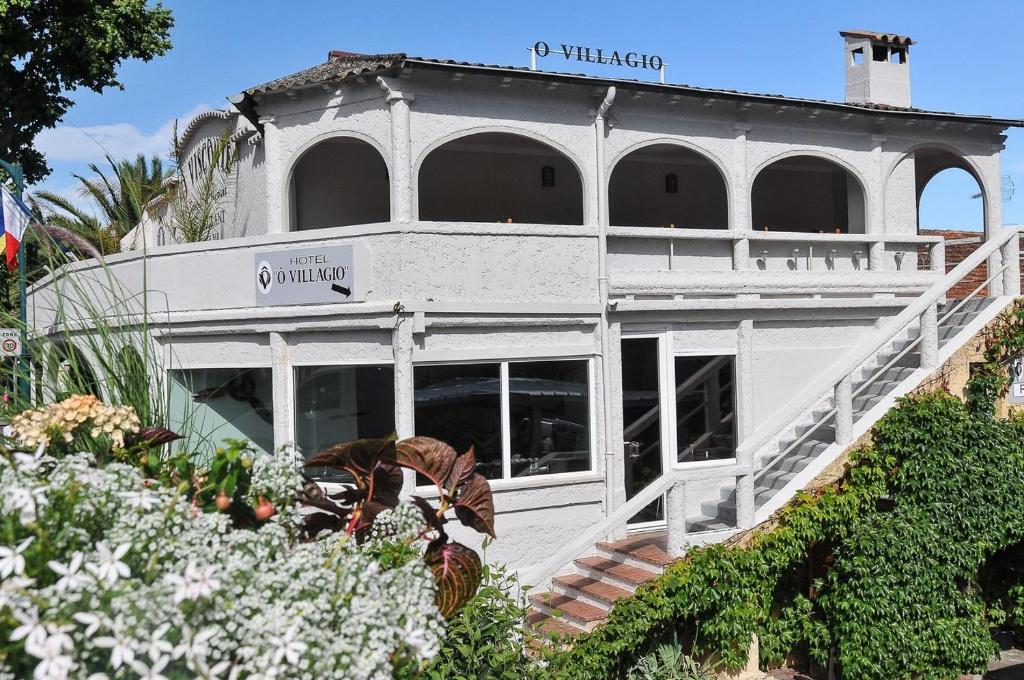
top-left (31, 0), bottom-right (1024, 230)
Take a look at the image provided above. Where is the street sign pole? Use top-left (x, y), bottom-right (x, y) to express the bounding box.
top-left (0, 159), bottom-right (29, 406)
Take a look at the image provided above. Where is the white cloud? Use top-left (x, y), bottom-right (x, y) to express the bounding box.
top-left (35, 104), bottom-right (214, 164)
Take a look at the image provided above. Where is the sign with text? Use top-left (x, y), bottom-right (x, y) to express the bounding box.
top-left (532, 41), bottom-right (664, 74)
top-left (254, 245), bottom-right (356, 306)
top-left (1010, 357), bottom-right (1024, 404)
top-left (0, 329), bottom-right (20, 357)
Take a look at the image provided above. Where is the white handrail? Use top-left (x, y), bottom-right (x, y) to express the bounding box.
top-left (520, 468), bottom-right (687, 587)
top-left (739, 227), bottom-right (1021, 464)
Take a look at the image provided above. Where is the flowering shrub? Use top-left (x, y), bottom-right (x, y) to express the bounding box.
top-left (0, 397), bottom-right (502, 679)
top-left (0, 449), bottom-right (444, 679)
top-left (11, 394), bottom-right (141, 451)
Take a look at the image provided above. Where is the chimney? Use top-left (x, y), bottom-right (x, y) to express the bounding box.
top-left (840, 30), bottom-right (914, 108)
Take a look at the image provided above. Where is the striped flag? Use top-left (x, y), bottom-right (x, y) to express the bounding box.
top-left (0, 185), bottom-right (29, 271)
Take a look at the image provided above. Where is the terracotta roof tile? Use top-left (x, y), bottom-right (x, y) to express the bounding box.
top-left (839, 30), bottom-right (915, 46)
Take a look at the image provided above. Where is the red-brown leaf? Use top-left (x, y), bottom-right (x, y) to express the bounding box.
top-left (130, 426), bottom-right (182, 448)
top-left (424, 539), bottom-right (483, 617)
top-left (453, 473), bottom-right (496, 538)
top-left (412, 495), bottom-right (445, 532)
top-left (305, 438), bottom-right (396, 482)
top-left (395, 437), bottom-right (457, 490)
top-left (446, 446), bottom-right (477, 492)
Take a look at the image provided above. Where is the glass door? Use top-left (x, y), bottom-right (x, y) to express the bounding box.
top-left (621, 337), bottom-right (665, 525)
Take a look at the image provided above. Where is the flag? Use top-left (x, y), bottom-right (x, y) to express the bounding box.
top-left (0, 185), bottom-right (29, 272)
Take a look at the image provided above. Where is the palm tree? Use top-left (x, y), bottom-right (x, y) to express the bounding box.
top-left (33, 154), bottom-right (170, 255)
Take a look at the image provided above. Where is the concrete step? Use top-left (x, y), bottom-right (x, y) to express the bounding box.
top-left (527, 609), bottom-right (586, 638)
top-left (595, 532), bottom-right (673, 572)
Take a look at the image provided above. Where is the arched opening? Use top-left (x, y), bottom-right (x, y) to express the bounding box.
top-left (289, 136), bottom-right (390, 230)
top-left (418, 132), bottom-right (584, 225)
top-left (752, 156), bottom-right (866, 233)
top-left (609, 144), bottom-right (728, 228)
top-left (904, 147), bottom-right (985, 233)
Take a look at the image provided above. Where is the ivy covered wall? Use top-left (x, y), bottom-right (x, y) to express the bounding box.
top-left (549, 300), bottom-right (1024, 680)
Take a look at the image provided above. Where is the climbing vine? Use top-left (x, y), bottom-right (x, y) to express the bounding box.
top-left (550, 300), bottom-right (1024, 680)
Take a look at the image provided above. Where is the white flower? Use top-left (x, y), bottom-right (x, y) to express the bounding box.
top-left (87, 541), bottom-right (130, 586)
top-left (93, 626), bottom-right (135, 669)
top-left (72, 612), bottom-right (108, 637)
top-left (117, 490), bottom-right (159, 511)
top-left (403, 616), bottom-right (439, 660)
top-left (8, 486), bottom-right (47, 526)
top-left (0, 575), bottom-right (35, 610)
top-left (28, 623), bottom-right (74, 680)
top-left (142, 623), bottom-right (173, 662)
top-left (129, 655), bottom-right (169, 680)
top-left (165, 562), bottom-right (220, 604)
top-left (13, 444), bottom-right (50, 473)
top-left (173, 625), bottom-right (216, 662)
top-left (0, 536), bottom-right (33, 577)
top-left (10, 607), bottom-right (46, 653)
top-left (48, 553), bottom-right (89, 592)
top-left (268, 625), bottom-right (307, 666)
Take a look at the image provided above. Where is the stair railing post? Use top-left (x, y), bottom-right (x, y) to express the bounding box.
top-left (931, 238), bottom-right (947, 305)
top-left (665, 480), bottom-right (688, 557)
top-left (735, 472), bottom-right (754, 530)
top-left (1001, 231), bottom-right (1021, 297)
top-left (835, 374), bottom-right (854, 446)
top-left (920, 301), bottom-right (939, 370)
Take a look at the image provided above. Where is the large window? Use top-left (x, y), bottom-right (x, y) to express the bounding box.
top-left (674, 355), bottom-right (736, 463)
top-left (294, 364), bottom-right (395, 476)
top-left (414, 359), bottom-right (592, 482)
top-left (169, 368), bottom-right (274, 459)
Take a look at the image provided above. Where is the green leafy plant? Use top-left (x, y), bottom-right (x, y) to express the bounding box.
top-left (627, 643), bottom-right (717, 680)
top-left (168, 126), bottom-right (237, 243)
top-left (398, 552), bottom-right (542, 679)
top-left (300, 436), bottom-right (496, 617)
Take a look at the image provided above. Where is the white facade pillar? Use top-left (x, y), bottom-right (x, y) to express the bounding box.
top-left (378, 77), bottom-right (415, 222)
top-left (734, 318), bottom-right (755, 529)
top-left (393, 313), bottom-right (416, 497)
top-left (1002, 232), bottom-right (1021, 297)
top-left (269, 331), bottom-right (292, 452)
top-left (261, 116), bottom-right (286, 235)
top-left (868, 134), bottom-right (886, 270)
top-left (732, 124), bottom-right (752, 270)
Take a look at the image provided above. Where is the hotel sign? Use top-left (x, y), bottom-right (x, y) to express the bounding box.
top-left (532, 41), bottom-right (664, 73)
top-left (254, 244), bottom-right (356, 306)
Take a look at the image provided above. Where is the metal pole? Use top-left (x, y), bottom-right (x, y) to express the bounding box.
top-left (0, 159), bottom-right (29, 406)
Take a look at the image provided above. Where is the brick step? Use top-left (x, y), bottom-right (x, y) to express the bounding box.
top-left (527, 609), bottom-right (585, 639)
top-left (596, 532), bottom-right (673, 571)
top-left (553, 573), bottom-right (633, 607)
top-left (574, 555), bottom-right (660, 592)
top-left (529, 592), bottom-right (609, 631)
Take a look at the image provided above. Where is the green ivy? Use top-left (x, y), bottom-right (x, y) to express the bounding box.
top-left (548, 301), bottom-right (1024, 680)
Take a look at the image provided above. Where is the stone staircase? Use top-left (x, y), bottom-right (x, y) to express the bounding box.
top-left (526, 296), bottom-right (997, 637)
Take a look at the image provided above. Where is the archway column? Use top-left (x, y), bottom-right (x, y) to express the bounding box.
top-left (378, 78), bottom-right (415, 223)
top-left (869, 135), bottom-right (886, 271)
top-left (731, 125), bottom-right (752, 271)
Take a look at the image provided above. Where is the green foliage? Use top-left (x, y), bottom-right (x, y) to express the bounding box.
top-left (169, 126), bottom-right (237, 242)
top-left (0, 0), bottom-right (173, 182)
top-left (553, 387), bottom-right (1024, 679)
top-left (397, 554), bottom-right (538, 680)
top-left (34, 153), bottom-right (171, 254)
top-left (627, 642), bottom-right (717, 680)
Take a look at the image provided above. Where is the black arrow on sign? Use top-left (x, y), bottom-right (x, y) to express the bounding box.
top-left (331, 284), bottom-right (352, 297)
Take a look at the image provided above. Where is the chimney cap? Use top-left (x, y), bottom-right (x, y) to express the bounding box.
top-left (839, 30), bottom-right (915, 46)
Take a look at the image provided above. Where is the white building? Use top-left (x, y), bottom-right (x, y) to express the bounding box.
top-left (30, 30), bottom-right (1024, 633)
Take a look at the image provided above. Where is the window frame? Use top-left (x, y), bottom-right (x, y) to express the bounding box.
top-left (290, 359), bottom-right (398, 464)
top-left (671, 347), bottom-right (739, 470)
top-left (412, 355), bottom-right (597, 490)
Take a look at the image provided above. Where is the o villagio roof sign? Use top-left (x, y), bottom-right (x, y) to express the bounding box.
top-left (530, 41), bottom-right (666, 82)
top-left (254, 244), bottom-right (359, 306)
